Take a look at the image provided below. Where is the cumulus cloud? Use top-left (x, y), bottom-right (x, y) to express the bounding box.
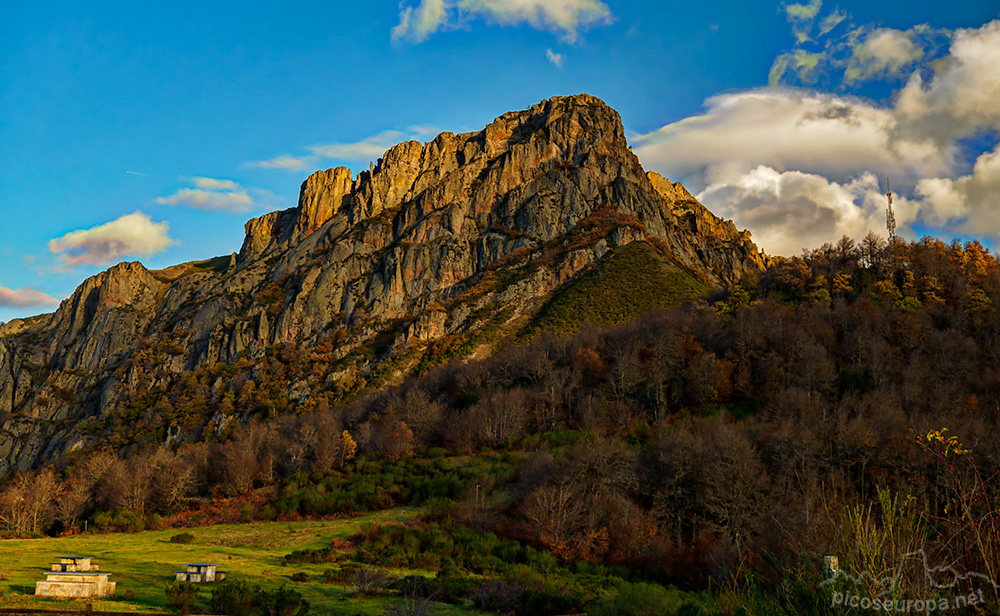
top-left (630, 89), bottom-right (954, 192)
top-left (246, 127), bottom-right (439, 174)
top-left (0, 286), bottom-right (60, 309)
top-left (48, 212), bottom-right (174, 267)
top-left (392, 0), bottom-right (613, 44)
top-left (697, 167), bottom-right (907, 256)
top-left (845, 28), bottom-right (924, 83)
top-left (896, 20), bottom-right (1000, 144)
top-left (915, 144), bottom-right (1000, 234)
top-left (632, 19), bottom-right (1000, 254)
top-left (545, 48), bottom-right (564, 67)
top-left (155, 177), bottom-right (257, 213)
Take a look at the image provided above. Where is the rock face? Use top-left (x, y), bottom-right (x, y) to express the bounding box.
top-left (0, 94), bottom-right (766, 475)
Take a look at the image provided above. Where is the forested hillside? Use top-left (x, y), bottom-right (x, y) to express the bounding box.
top-left (4, 231), bottom-right (1000, 613)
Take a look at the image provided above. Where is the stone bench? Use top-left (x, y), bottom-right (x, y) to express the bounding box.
top-left (35, 571), bottom-right (116, 598)
top-left (51, 556), bottom-right (98, 572)
top-left (175, 563), bottom-right (226, 583)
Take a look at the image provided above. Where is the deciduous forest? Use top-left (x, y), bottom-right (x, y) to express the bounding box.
top-left (4, 232), bottom-right (1000, 614)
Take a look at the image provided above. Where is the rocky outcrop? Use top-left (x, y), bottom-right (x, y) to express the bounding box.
top-left (0, 94), bottom-right (766, 475)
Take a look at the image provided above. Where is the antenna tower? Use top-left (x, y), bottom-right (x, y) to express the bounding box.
top-left (885, 177), bottom-right (896, 240)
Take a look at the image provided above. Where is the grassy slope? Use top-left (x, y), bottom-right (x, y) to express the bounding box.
top-left (0, 509), bottom-right (486, 616)
top-left (526, 241), bottom-right (709, 334)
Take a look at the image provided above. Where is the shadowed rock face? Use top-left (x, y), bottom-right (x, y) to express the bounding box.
top-left (0, 94), bottom-right (766, 475)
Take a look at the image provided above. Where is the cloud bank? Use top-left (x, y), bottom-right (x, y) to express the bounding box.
top-left (48, 211), bottom-right (174, 267)
top-left (632, 18), bottom-right (1000, 256)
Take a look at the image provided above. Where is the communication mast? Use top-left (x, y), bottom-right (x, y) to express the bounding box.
top-left (885, 177), bottom-right (896, 240)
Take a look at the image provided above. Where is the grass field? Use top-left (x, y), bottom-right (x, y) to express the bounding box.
top-left (0, 508), bottom-right (488, 616)
top-left (525, 241), bottom-right (708, 334)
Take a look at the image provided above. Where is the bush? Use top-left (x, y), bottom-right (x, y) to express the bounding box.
top-left (165, 581), bottom-right (199, 613)
top-left (473, 579), bottom-right (523, 613)
top-left (354, 565), bottom-right (391, 595)
top-left (210, 582), bottom-right (309, 616)
top-left (264, 586), bottom-right (311, 616)
top-left (589, 583), bottom-right (708, 616)
top-left (170, 533), bottom-right (196, 544)
top-left (290, 572), bottom-right (309, 583)
top-left (210, 582), bottom-right (258, 616)
top-left (283, 546), bottom-right (337, 564)
top-left (148, 513), bottom-right (165, 530)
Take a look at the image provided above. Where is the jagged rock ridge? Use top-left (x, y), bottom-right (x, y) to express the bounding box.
top-left (0, 94), bottom-right (765, 475)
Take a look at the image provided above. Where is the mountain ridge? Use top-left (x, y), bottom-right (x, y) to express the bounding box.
top-left (0, 93), bottom-right (765, 475)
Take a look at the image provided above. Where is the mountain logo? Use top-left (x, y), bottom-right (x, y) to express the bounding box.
top-left (820, 549), bottom-right (999, 597)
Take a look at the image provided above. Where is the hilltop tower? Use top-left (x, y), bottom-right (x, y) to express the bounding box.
top-left (885, 177), bottom-right (896, 240)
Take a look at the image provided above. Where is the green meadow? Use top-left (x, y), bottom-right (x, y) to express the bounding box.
top-left (0, 508), bottom-right (487, 616)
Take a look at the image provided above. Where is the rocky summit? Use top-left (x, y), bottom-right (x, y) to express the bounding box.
top-left (0, 94), bottom-right (765, 475)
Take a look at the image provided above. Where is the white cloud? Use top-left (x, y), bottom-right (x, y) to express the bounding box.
top-left (631, 89), bottom-right (954, 193)
top-left (246, 127), bottom-right (439, 173)
top-left (915, 144), bottom-right (1000, 234)
top-left (817, 9), bottom-right (847, 36)
top-left (155, 177), bottom-right (256, 213)
top-left (784, 0), bottom-right (823, 43)
top-left (785, 0), bottom-right (822, 21)
top-left (630, 19), bottom-right (1000, 256)
top-left (545, 48), bottom-right (564, 67)
top-left (244, 154), bottom-right (315, 173)
top-left (845, 28), bottom-right (924, 83)
top-left (392, 0), bottom-right (447, 43)
top-left (309, 129), bottom-right (407, 161)
top-left (896, 20), bottom-right (1000, 143)
top-left (48, 212), bottom-right (174, 268)
top-left (0, 285), bottom-right (60, 309)
top-left (697, 167), bottom-right (906, 256)
top-left (392, 0), bottom-right (612, 44)
top-left (192, 177), bottom-right (239, 191)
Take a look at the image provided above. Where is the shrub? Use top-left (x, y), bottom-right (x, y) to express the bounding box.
top-left (283, 546), bottom-right (337, 564)
top-left (210, 582), bottom-right (258, 616)
top-left (355, 565), bottom-right (391, 595)
top-left (210, 582), bottom-right (309, 616)
top-left (165, 581), bottom-right (199, 613)
top-left (264, 586), bottom-right (310, 616)
top-left (290, 572), bottom-right (309, 583)
top-left (383, 576), bottom-right (437, 616)
top-left (472, 579), bottom-right (523, 613)
top-left (589, 583), bottom-right (708, 616)
top-left (170, 533), bottom-right (196, 544)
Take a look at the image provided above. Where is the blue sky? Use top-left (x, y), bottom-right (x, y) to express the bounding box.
top-left (2, 0), bottom-right (999, 322)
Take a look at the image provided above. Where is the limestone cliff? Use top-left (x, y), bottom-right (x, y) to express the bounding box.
top-left (0, 94), bottom-right (766, 475)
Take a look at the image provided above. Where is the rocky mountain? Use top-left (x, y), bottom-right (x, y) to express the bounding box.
top-left (0, 94), bottom-right (765, 476)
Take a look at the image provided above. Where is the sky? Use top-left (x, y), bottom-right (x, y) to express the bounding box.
top-left (2, 0), bottom-right (999, 323)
